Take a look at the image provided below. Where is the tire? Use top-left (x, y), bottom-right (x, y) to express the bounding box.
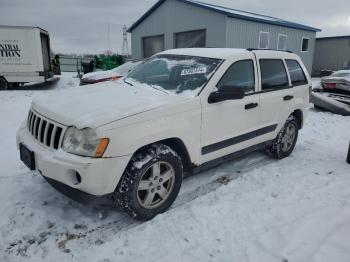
top-left (12, 83), bottom-right (20, 88)
top-left (113, 143), bottom-right (183, 221)
top-left (0, 77), bottom-right (8, 90)
top-left (266, 115), bottom-right (299, 159)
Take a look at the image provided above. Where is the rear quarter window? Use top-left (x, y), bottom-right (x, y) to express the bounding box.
top-left (259, 59), bottom-right (289, 90)
top-left (286, 60), bottom-right (308, 86)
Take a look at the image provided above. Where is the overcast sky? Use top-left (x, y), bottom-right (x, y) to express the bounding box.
top-left (0, 0), bottom-right (349, 54)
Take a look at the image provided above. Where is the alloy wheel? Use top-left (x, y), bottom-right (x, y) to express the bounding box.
top-left (281, 123), bottom-right (296, 152)
top-left (137, 161), bottom-right (176, 209)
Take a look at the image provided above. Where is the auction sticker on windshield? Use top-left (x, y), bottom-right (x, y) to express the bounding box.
top-left (181, 67), bottom-right (207, 76)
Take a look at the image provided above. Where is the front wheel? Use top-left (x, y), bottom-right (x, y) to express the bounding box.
top-left (0, 77), bottom-right (8, 90)
top-left (113, 144), bottom-right (183, 220)
top-left (266, 115), bottom-right (299, 159)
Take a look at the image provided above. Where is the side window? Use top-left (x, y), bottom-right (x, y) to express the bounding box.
top-left (217, 60), bottom-right (255, 94)
top-left (285, 59), bottom-right (308, 86)
top-left (277, 34), bottom-right (287, 51)
top-left (259, 59), bottom-right (289, 90)
top-left (301, 38), bottom-right (309, 52)
top-left (259, 32), bottom-right (270, 49)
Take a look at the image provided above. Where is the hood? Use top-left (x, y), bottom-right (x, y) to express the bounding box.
top-left (32, 81), bottom-right (188, 128)
top-left (82, 70), bottom-right (115, 82)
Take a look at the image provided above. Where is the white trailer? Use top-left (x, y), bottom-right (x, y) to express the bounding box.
top-left (0, 25), bottom-right (53, 90)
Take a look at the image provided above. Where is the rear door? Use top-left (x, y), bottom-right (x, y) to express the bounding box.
top-left (255, 54), bottom-right (294, 141)
top-left (40, 33), bottom-right (51, 73)
top-left (285, 59), bottom-right (310, 110)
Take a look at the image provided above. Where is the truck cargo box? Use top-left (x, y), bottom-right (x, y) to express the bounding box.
top-left (0, 25), bottom-right (53, 90)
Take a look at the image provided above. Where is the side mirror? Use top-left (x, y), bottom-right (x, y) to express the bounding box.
top-left (208, 85), bottom-right (245, 103)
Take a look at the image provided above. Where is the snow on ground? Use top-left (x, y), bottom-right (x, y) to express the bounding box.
top-left (1, 75), bottom-right (350, 262)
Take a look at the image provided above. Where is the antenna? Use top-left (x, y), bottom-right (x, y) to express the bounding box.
top-left (122, 25), bottom-right (129, 57)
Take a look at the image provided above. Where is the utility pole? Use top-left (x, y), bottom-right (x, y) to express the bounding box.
top-left (107, 22), bottom-right (111, 56)
top-left (122, 25), bottom-right (129, 57)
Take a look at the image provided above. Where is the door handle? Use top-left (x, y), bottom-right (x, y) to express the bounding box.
top-left (245, 102), bottom-right (258, 110)
top-left (283, 95), bottom-right (294, 101)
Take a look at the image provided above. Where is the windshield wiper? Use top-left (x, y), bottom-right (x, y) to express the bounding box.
top-left (149, 84), bottom-right (169, 94)
top-left (123, 78), bottom-right (134, 86)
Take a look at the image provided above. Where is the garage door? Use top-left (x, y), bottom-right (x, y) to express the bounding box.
top-left (142, 35), bottom-right (165, 58)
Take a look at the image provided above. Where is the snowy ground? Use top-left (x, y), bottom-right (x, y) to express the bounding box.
top-left (1, 74), bottom-right (350, 262)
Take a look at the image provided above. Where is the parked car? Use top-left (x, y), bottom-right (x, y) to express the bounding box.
top-left (80, 60), bottom-right (142, 85)
top-left (321, 70), bottom-right (350, 92)
top-left (17, 48), bottom-right (310, 220)
top-left (310, 70), bottom-right (350, 115)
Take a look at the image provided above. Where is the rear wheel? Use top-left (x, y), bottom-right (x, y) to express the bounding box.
top-left (113, 144), bottom-right (183, 220)
top-left (0, 77), bottom-right (8, 90)
top-left (266, 115), bottom-right (299, 159)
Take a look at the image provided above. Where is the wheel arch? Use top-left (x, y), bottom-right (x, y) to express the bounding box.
top-left (291, 109), bottom-right (303, 129)
top-left (131, 137), bottom-right (193, 173)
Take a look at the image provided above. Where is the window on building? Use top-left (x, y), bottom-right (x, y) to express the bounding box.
top-left (285, 59), bottom-right (308, 86)
top-left (217, 60), bottom-right (255, 93)
top-left (142, 35), bottom-right (165, 58)
top-left (301, 38), bottom-right (309, 52)
top-left (259, 59), bottom-right (289, 90)
top-left (174, 29), bottom-right (206, 48)
top-left (259, 31), bottom-right (270, 49)
top-left (277, 34), bottom-right (288, 50)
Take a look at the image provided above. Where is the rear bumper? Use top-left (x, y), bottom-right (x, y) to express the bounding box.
top-left (17, 127), bottom-right (132, 196)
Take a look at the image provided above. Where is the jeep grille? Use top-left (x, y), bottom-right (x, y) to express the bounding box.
top-left (27, 110), bottom-right (66, 150)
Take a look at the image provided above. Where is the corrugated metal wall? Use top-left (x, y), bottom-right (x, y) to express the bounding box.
top-left (312, 37), bottom-right (350, 76)
top-left (131, 0), bottom-right (226, 59)
top-left (130, 0), bottom-right (316, 73)
top-left (225, 17), bottom-right (316, 73)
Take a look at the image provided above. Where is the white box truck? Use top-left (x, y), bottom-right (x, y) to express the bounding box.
top-left (0, 25), bottom-right (53, 90)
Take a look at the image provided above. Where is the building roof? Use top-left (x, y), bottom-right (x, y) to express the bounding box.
top-left (317, 35), bottom-right (350, 40)
top-left (127, 0), bottom-right (321, 33)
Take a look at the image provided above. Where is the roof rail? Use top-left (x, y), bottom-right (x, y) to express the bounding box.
top-left (246, 48), bottom-right (293, 53)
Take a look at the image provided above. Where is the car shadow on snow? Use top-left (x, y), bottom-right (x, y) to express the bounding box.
top-left (8, 76), bottom-right (61, 91)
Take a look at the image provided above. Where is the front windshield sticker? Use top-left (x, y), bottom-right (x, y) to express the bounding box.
top-left (180, 67), bottom-right (207, 76)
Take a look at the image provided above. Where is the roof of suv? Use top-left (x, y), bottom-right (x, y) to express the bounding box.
top-left (159, 48), bottom-right (297, 59)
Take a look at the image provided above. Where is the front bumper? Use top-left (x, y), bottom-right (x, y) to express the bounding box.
top-left (17, 127), bottom-right (132, 196)
top-left (42, 175), bottom-right (113, 206)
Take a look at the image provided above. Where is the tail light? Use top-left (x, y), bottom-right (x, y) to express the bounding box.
top-left (325, 83), bottom-right (336, 89)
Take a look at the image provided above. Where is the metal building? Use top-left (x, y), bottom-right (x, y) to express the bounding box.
top-left (312, 35), bottom-right (350, 76)
top-left (127, 0), bottom-right (320, 73)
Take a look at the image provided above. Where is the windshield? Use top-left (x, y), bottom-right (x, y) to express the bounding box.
top-left (331, 71), bottom-right (350, 78)
top-left (125, 54), bottom-right (222, 96)
top-left (112, 61), bottom-right (142, 75)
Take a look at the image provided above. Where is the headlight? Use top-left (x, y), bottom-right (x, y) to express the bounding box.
top-left (62, 127), bottom-right (109, 157)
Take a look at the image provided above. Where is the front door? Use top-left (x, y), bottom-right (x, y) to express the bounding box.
top-left (200, 55), bottom-right (261, 163)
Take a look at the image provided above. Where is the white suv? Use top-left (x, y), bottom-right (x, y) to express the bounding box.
top-left (17, 48), bottom-right (310, 220)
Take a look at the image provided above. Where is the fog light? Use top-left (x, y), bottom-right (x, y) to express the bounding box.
top-left (74, 172), bottom-right (82, 185)
top-left (68, 170), bottom-right (82, 185)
